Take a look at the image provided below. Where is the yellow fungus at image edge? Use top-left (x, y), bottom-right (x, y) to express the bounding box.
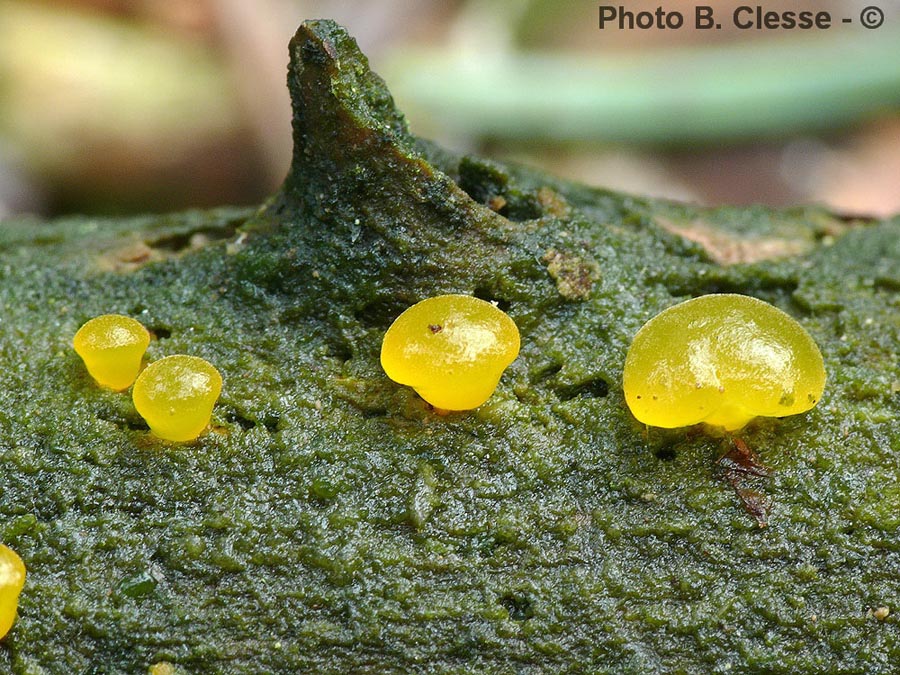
top-left (0, 544), bottom-right (26, 640)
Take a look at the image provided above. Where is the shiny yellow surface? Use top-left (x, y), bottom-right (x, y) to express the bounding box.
top-left (0, 544), bottom-right (25, 640)
top-left (73, 314), bottom-right (150, 391)
top-left (381, 295), bottom-right (520, 411)
top-left (623, 294), bottom-right (826, 431)
top-left (132, 355), bottom-right (222, 442)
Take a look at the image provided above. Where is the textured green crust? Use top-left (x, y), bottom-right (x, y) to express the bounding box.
top-left (0, 20), bottom-right (898, 674)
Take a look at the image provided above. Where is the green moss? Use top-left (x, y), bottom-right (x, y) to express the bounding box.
top-left (0, 19), bottom-right (898, 674)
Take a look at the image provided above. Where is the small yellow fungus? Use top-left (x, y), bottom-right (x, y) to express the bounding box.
top-left (132, 355), bottom-right (222, 442)
top-left (381, 294), bottom-right (520, 411)
top-left (623, 294), bottom-right (826, 431)
top-left (0, 544), bottom-right (25, 640)
top-left (73, 314), bottom-right (150, 391)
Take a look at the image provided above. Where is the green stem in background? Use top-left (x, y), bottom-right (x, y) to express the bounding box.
top-left (383, 28), bottom-right (900, 144)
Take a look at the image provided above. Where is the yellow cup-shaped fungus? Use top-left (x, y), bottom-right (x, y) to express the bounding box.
top-left (623, 294), bottom-right (826, 431)
top-left (73, 314), bottom-right (150, 391)
top-left (0, 544), bottom-right (25, 640)
top-left (132, 355), bottom-right (222, 442)
top-left (381, 294), bottom-right (520, 411)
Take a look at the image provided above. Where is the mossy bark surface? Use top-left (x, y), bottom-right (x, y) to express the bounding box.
top-left (1, 20), bottom-right (898, 674)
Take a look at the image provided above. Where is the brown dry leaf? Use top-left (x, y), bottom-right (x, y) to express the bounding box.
top-left (656, 218), bottom-right (814, 265)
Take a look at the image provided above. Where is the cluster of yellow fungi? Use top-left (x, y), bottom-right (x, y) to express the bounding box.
top-left (25, 292), bottom-right (822, 644)
top-left (71, 295), bottom-right (824, 434)
top-left (380, 293), bottom-right (825, 432)
top-left (73, 314), bottom-right (222, 442)
top-left (0, 318), bottom-right (225, 641)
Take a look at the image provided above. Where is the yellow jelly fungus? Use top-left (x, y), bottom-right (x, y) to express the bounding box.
top-left (381, 294), bottom-right (520, 411)
top-left (623, 294), bottom-right (826, 431)
top-left (132, 355), bottom-right (222, 442)
top-left (0, 544), bottom-right (25, 640)
top-left (73, 314), bottom-right (151, 391)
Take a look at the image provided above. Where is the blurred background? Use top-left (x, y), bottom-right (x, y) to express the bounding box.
top-left (1, 0), bottom-right (899, 218)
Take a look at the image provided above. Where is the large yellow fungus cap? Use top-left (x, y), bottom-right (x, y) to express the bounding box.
top-left (623, 294), bottom-right (826, 431)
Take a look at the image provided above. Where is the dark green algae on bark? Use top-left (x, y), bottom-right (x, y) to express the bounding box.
top-left (1, 18), bottom-right (899, 674)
